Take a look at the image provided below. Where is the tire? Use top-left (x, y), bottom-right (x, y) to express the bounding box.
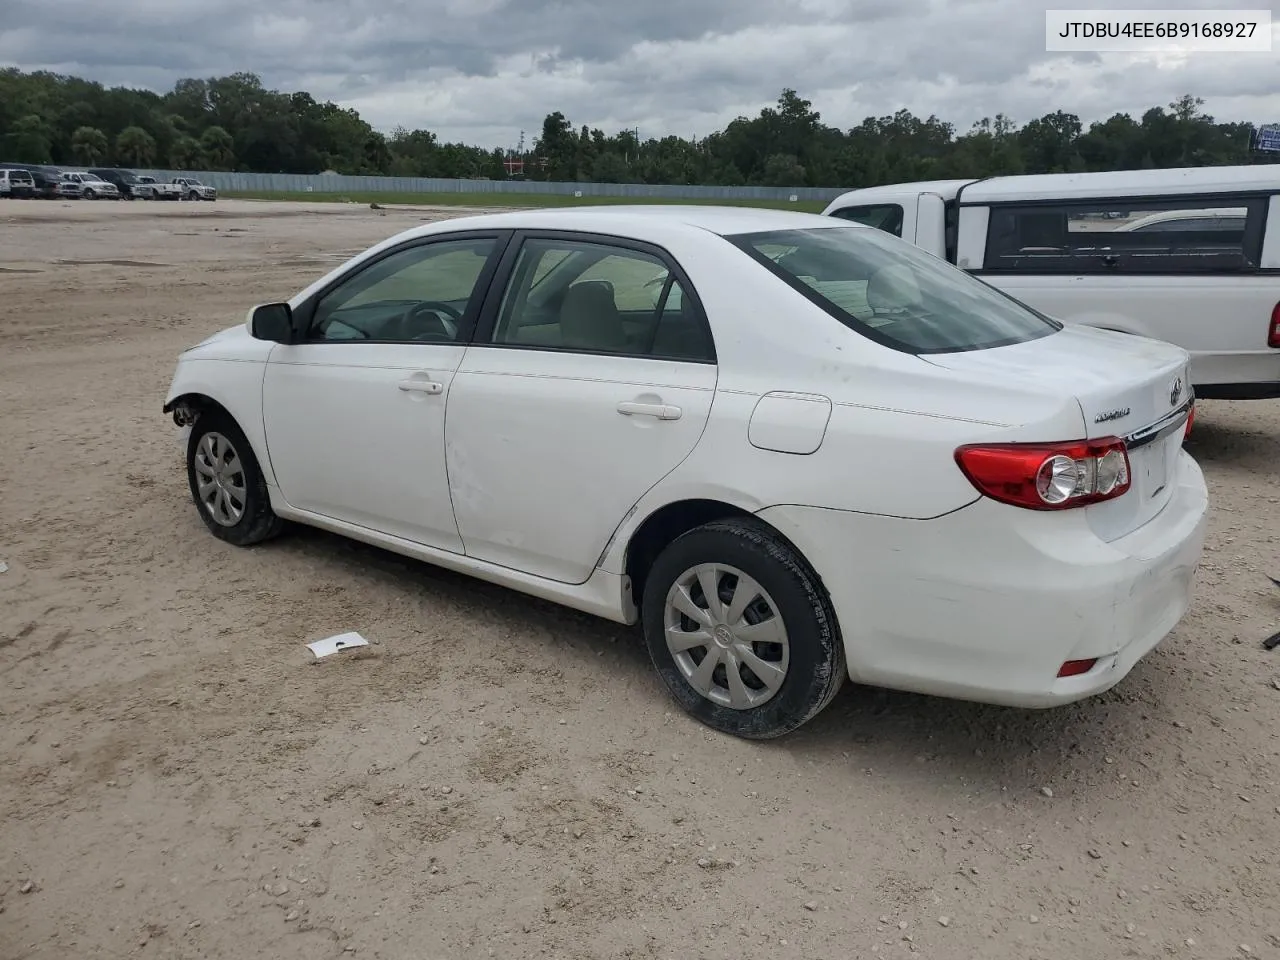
top-left (187, 191), bottom-right (199, 201)
top-left (185, 408), bottom-right (284, 546)
top-left (640, 517), bottom-right (846, 740)
top-left (83, 189), bottom-right (96, 199)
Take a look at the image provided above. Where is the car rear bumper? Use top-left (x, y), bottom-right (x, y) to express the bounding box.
top-left (757, 451), bottom-right (1208, 708)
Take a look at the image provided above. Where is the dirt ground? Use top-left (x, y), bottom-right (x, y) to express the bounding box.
top-left (2, 197), bottom-right (1279, 960)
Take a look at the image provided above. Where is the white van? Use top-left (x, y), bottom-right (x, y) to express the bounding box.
top-left (822, 166), bottom-right (1280, 399)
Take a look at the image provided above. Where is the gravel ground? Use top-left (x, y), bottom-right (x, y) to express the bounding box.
top-left (1, 196), bottom-right (1279, 960)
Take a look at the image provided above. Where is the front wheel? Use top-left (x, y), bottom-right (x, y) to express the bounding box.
top-left (185, 410), bottom-right (284, 546)
top-left (83, 189), bottom-right (96, 199)
top-left (187, 191), bottom-right (200, 201)
top-left (641, 518), bottom-right (846, 740)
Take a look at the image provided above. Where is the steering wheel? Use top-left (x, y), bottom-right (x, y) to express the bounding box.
top-left (397, 301), bottom-right (463, 341)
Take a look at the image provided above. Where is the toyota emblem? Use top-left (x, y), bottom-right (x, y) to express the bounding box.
top-left (1170, 376), bottom-right (1183, 406)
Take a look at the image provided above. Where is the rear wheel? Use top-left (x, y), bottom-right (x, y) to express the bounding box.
top-left (185, 409), bottom-right (284, 546)
top-left (641, 518), bottom-right (846, 739)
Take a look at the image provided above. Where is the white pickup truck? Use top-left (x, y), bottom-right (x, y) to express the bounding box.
top-left (134, 175), bottom-right (183, 201)
top-left (823, 165), bottom-right (1280, 400)
top-left (172, 177), bottom-right (218, 201)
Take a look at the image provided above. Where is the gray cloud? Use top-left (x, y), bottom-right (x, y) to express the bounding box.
top-left (3, 0), bottom-right (1278, 148)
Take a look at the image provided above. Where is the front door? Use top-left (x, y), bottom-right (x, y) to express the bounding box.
top-left (261, 234), bottom-right (504, 551)
top-left (445, 232), bottom-right (718, 584)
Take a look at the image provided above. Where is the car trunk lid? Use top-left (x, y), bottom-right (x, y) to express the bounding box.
top-left (922, 325), bottom-right (1193, 541)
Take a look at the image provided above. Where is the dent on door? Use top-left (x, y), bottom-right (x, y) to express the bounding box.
top-left (748, 392), bottom-right (833, 454)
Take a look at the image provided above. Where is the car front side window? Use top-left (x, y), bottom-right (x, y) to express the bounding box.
top-left (488, 238), bottom-right (711, 361)
top-left (307, 238), bottom-right (497, 343)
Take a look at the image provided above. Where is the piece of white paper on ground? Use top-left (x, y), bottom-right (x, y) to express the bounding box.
top-left (0, 561), bottom-right (8, 574)
top-left (306, 632), bottom-right (369, 658)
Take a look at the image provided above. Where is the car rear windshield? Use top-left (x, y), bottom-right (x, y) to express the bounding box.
top-left (728, 225), bottom-right (1060, 354)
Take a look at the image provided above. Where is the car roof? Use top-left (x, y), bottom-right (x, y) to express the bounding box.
top-left (401, 204), bottom-right (849, 245)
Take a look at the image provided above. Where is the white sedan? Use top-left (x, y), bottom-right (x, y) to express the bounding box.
top-left (163, 206), bottom-right (1208, 739)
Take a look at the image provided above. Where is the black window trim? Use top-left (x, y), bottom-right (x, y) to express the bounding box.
top-left (287, 229), bottom-right (515, 345)
top-left (968, 189), bottom-right (1274, 277)
top-left (728, 226), bottom-right (1061, 356)
top-left (468, 228), bottom-right (718, 365)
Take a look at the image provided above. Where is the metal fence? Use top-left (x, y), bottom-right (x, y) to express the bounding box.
top-left (131, 169), bottom-right (845, 203)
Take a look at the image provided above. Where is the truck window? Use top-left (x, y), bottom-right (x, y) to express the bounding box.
top-left (829, 204), bottom-right (904, 238)
top-left (981, 197), bottom-right (1266, 274)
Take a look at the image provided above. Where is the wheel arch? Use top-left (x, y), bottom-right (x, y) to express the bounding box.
top-left (163, 381), bottom-right (277, 489)
top-left (621, 497), bottom-right (825, 616)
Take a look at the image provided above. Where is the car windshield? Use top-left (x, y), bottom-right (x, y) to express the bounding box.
top-left (82, 173), bottom-right (104, 182)
top-left (729, 225), bottom-right (1060, 354)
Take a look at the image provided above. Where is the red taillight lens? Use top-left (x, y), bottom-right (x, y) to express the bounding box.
top-left (1057, 658), bottom-right (1098, 678)
top-left (954, 437), bottom-right (1131, 510)
top-left (1184, 402), bottom-right (1195, 440)
top-left (1269, 302), bottom-right (1280, 348)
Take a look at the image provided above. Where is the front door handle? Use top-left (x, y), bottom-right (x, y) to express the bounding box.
top-left (398, 378), bottom-right (443, 395)
top-left (617, 401), bottom-right (681, 420)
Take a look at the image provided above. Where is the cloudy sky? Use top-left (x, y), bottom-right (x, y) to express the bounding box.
top-left (3, 0), bottom-right (1279, 147)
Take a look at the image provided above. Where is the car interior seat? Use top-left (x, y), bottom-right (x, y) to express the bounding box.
top-left (559, 280), bottom-right (627, 352)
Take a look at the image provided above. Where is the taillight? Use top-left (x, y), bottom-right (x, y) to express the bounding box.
top-left (1269, 302), bottom-right (1280, 348)
top-left (1184, 403), bottom-right (1195, 440)
top-left (954, 437), bottom-right (1131, 510)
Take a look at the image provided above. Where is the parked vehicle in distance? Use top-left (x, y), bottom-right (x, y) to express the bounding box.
top-left (0, 168), bottom-right (35, 198)
top-left (88, 168), bottom-right (146, 200)
top-left (0, 163), bottom-right (61, 198)
top-left (172, 177), bottom-right (217, 201)
top-left (822, 165), bottom-right (1280, 400)
top-left (59, 171), bottom-right (119, 199)
top-left (134, 175), bottom-right (183, 200)
top-left (162, 206), bottom-right (1207, 739)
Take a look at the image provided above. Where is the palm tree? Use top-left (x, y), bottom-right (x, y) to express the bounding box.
top-left (199, 126), bottom-right (235, 169)
top-left (115, 126), bottom-right (157, 168)
top-left (169, 135), bottom-right (205, 170)
top-left (71, 126), bottom-right (108, 166)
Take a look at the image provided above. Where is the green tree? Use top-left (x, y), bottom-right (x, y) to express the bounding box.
top-left (71, 125), bottom-right (109, 165)
top-left (116, 126), bottom-right (157, 167)
top-left (4, 114), bottom-right (54, 163)
top-left (0, 67), bottom-right (1274, 188)
top-left (199, 126), bottom-right (235, 169)
top-left (169, 135), bottom-right (204, 169)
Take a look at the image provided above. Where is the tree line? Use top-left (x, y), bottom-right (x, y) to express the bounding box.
top-left (0, 67), bottom-right (1272, 187)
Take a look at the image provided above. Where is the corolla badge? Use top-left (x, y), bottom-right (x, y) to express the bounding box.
top-left (1170, 376), bottom-right (1183, 407)
top-left (1094, 407), bottom-right (1131, 423)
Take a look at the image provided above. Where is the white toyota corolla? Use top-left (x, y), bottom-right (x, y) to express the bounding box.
top-left (163, 206), bottom-right (1208, 739)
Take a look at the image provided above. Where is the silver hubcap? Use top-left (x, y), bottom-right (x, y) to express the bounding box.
top-left (193, 431), bottom-right (246, 526)
top-left (663, 563), bottom-right (790, 710)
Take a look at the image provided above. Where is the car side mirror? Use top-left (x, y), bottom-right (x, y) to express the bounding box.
top-left (249, 302), bottom-right (294, 343)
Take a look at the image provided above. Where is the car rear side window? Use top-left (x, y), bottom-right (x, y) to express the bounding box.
top-left (981, 197), bottom-right (1267, 274)
top-left (730, 225), bottom-right (1059, 354)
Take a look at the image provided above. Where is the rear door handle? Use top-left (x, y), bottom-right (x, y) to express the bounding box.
top-left (617, 401), bottom-right (681, 420)
top-left (398, 378), bottom-right (443, 394)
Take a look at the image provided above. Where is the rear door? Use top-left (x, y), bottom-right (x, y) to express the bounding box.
top-left (444, 230), bottom-right (718, 584)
